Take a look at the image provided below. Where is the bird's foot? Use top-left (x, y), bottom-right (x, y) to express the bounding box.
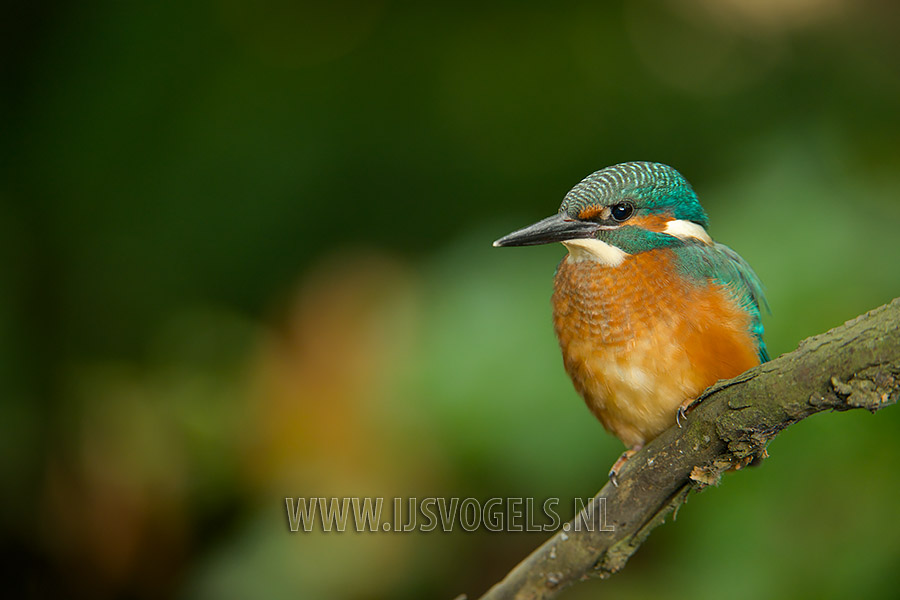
top-left (676, 397), bottom-right (701, 428)
top-left (608, 444), bottom-right (643, 487)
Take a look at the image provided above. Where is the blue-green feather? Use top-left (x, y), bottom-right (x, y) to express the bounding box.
top-left (673, 242), bottom-right (769, 362)
top-left (561, 162), bottom-right (709, 227)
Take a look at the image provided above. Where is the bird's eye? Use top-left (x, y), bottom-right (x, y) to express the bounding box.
top-left (610, 202), bottom-right (635, 222)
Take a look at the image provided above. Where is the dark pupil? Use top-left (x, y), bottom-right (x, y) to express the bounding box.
top-left (610, 202), bottom-right (634, 221)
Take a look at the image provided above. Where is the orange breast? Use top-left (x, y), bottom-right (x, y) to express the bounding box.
top-left (552, 248), bottom-right (760, 447)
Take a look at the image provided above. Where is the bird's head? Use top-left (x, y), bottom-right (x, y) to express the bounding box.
top-left (493, 162), bottom-right (711, 265)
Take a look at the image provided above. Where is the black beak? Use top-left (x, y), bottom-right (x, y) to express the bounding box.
top-left (492, 213), bottom-right (600, 247)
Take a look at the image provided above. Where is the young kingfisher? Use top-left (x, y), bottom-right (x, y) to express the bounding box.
top-left (493, 161), bottom-right (768, 484)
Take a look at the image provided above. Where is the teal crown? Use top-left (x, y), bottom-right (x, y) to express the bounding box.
top-left (560, 162), bottom-right (709, 228)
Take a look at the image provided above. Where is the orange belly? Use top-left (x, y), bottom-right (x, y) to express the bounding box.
top-left (552, 248), bottom-right (760, 447)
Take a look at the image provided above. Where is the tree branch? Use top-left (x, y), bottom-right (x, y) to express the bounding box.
top-left (473, 298), bottom-right (900, 600)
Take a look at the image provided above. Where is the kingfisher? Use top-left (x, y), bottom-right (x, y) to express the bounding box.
top-left (494, 162), bottom-right (768, 484)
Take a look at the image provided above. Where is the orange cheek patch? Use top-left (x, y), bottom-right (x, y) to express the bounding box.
top-left (575, 208), bottom-right (674, 230)
top-left (577, 205), bottom-right (605, 220)
top-left (628, 213), bottom-right (672, 232)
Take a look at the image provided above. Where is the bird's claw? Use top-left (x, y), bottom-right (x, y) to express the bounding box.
top-left (677, 397), bottom-right (703, 427)
top-left (608, 446), bottom-right (642, 487)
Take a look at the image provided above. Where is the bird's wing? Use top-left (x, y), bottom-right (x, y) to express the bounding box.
top-left (673, 241), bottom-right (769, 362)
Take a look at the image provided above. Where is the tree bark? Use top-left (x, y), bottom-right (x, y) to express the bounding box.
top-left (472, 298), bottom-right (900, 600)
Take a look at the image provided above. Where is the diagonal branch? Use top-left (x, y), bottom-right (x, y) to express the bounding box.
top-left (472, 298), bottom-right (900, 600)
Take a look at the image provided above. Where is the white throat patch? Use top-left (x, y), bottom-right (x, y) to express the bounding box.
top-left (663, 219), bottom-right (712, 244)
top-left (561, 238), bottom-right (628, 266)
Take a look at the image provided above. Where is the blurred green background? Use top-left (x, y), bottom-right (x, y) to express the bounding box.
top-left (3, 1), bottom-right (900, 598)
